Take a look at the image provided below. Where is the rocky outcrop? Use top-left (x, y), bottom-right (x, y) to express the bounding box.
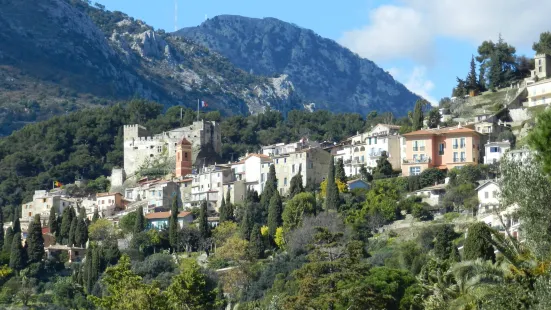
top-left (176, 15), bottom-right (420, 116)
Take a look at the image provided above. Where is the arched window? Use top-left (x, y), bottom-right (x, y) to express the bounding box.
top-left (360, 146), bottom-right (365, 151)
top-left (354, 147), bottom-right (359, 152)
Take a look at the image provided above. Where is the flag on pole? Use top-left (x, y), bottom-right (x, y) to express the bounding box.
top-left (201, 100), bottom-right (208, 108)
top-left (54, 181), bottom-right (62, 187)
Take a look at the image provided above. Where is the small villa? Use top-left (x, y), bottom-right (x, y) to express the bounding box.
top-left (145, 211), bottom-right (194, 230)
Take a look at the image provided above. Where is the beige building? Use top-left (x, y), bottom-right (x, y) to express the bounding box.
top-left (96, 192), bottom-right (124, 217)
top-left (190, 165), bottom-right (234, 211)
top-left (124, 180), bottom-right (180, 213)
top-left (272, 147), bottom-right (331, 196)
top-left (21, 190), bottom-right (75, 225)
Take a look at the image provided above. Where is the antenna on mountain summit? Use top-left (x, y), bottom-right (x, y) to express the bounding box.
top-left (174, 0), bottom-right (178, 31)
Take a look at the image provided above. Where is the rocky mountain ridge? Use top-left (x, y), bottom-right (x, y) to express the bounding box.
top-left (0, 0), bottom-right (300, 135)
top-left (176, 15), bottom-right (421, 116)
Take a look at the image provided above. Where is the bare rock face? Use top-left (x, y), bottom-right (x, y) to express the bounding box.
top-left (176, 15), bottom-right (421, 116)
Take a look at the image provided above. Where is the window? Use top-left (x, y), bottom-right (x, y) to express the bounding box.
top-left (284, 178), bottom-right (288, 186)
top-left (284, 158), bottom-right (287, 163)
top-left (460, 138), bottom-right (466, 148)
top-left (460, 152), bottom-right (466, 162)
top-left (276, 159), bottom-right (279, 164)
top-left (485, 192), bottom-right (489, 199)
top-left (439, 143), bottom-right (445, 155)
top-left (185, 152), bottom-right (188, 158)
top-left (492, 191), bottom-right (497, 198)
top-left (261, 173), bottom-right (265, 182)
top-left (413, 141), bottom-right (418, 151)
top-left (309, 162), bottom-right (313, 169)
top-left (453, 152), bottom-right (459, 162)
top-left (157, 146), bottom-right (162, 153)
top-left (539, 66), bottom-right (543, 73)
top-left (453, 139), bottom-right (459, 149)
top-left (28, 212), bottom-right (32, 217)
top-left (374, 137), bottom-right (377, 144)
top-left (292, 164), bottom-right (295, 173)
top-left (409, 166), bottom-right (421, 176)
top-left (490, 147), bottom-right (500, 153)
top-left (158, 191), bottom-right (161, 197)
top-left (368, 138), bottom-right (372, 145)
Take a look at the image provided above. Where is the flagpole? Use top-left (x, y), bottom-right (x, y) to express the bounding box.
top-left (197, 99), bottom-right (199, 122)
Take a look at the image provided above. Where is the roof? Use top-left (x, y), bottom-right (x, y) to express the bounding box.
top-left (178, 138), bottom-right (192, 145)
top-left (402, 126), bottom-right (478, 137)
top-left (96, 192), bottom-right (122, 197)
top-left (347, 179), bottom-right (368, 185)
top-left (416, 183), bottom-right (447, 192)
top-left (145, 211), bottom-right (192, 220)
top-left (376, 123), bottom-right (401, 129)
top-left (238, 153), bottom-right (272, 164)
top-left (485, 141), bottom-right (511, 146)
top-left (475, 180), bottom-right (499, 191)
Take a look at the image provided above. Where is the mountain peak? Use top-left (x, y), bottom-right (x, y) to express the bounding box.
top-left (177, 15), bottom-right (420, 116)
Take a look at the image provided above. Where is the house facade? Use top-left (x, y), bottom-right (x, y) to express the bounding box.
top-left (408, 184), bottom-right (447, 207)
top-left (191, 165), bottom-right (234, 211)
top-left (526, 78), bottom-right (551, 107)
top-left (21, 190), bottom-right (75, 224)
top-left (145, 211), bottom-right (194, 230)
top-left (96, 192), bottom-right (124, 217)
top-left (401, 126), bottom-right (481, 176)
top-left (484, 141), bottom-right (511, 164)
top-left (476, 181), bottom-right (500, 214)
top-left (124, 180), bottom-right (180, 213)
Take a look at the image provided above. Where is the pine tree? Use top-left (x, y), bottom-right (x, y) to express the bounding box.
top-left (325, 156), bottom-right (340, 210)
top-left (478, 66), bottom-right (486, 91)
top-left (134, 206), bottom-right (145, 234)
top-left (249, 224), bottom-right (264, 259)
top-left (60, 207), bottom-right (74, 243)
top-left (12, 217), bottom-right (20, 234)
top-left (9, 232), bottom-right (25, 271)
top-left (373, 152), bottom-right (394, 178)
top-left (92, 208), bottom-right (100, 223)
top-left (75, 208), bottom-right (88, 248)
top-left (199, 200), bottom-right (211, 239)
top-left (3, 227), bottom-right (13, 254)
top-left (48, 206), bottom-right (58, 236)
top-left (219, 195), bottom-right (228, 223)
top-left (267, 191), bottom-right (283, 239)
top-left (68, 217), bottom-right (78, 246)
top-left (434, 225), bottom-right (456, 260)
top-left (289, 169), bottom-right (305, 199)
top-left (260, 164), bottom-right (277, 218)
top-left (169, 197), bottom-right (179, 250)
top-left (335, 158), bottom-right (347, 183)
top-left (466, 55), bottom-right (479, 92)
top-left (488, 51), bottom-right (502, 91)
top-left (464, 222), bottom-right (496, 262)
top-left (240, 203), bottom-right (254, 240)
top-left (411, 100), bottom-right (424, 130)
top-left (27, 215), bottom-right (45, 263)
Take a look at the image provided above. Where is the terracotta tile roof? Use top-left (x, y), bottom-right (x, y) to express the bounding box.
top-left (238, 153), bottom-right (272, 164)
top-left (178, 138), bottom-right (192, 145)
top-left (145, 211), bottom-right (192, 220)
top-left (402, 126), bottom-right (478, 137)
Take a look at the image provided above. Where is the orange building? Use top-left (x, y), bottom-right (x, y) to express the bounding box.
top-left (401, 126), bottom-right (481, 176)
top-left (175, 138), bottom-right (192, 178)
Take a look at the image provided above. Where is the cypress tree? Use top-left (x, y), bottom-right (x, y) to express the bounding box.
top-left (48, 206), bottom-right (58, 236)
top-left (12, 217), bottom-right (20, 234)
top-left (412, 100), bottom-right (424, 130)
top-left (60, 207), bottom-right (74, 243)
top-left (288, 169), bottom-right (304, 199)
top-left (466, 55), bottom-right (479, 92)
top-left (27, 215), bottom-right (45, 263)
top-left (87, 246), bottom-right (101, 293)
top-left (9, 232), bottom-right (25, 271)
top-left (75, 208), bottom-right (88, 248)
top-left (219, 195), bottom-right (228, 223)
top-left (267, 191), bottom-right (283, 239)
top-left (134, 206), bottom-right (145, 234)
top-left (68, 217), bottom-right (77, 246)
top-left (464, 222), bottom-right (496, 262)
top-left (199, 200), bottom-right (211, 239)
top-left (225, 190), bottom-right (234, 222)
top-left (335, 158), bottom-right (347, 183)
top-left (0, 209), bottom-right (4, 251)
top-left (3, 227), bottom-right (13, 254)
top-left (325, 156), bottom-right (340, 210)
top-left (84, 248), bottom-right (93, 293)
top-left (249, 224), bottom-right (264, 259)
top-left (169, 197), bottom-right (179, 250)
top-left (240, 203), bottom-right (254, 240)
top-left (92, 208), bottom-right (100, 223)
top-left (260, 165), bottom-right (277, 217)
top-left (434, 224), bottom-right (456, 260)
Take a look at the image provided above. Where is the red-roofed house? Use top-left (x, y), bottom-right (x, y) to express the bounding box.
top-left (145, 211), bottom-right (194, 230)
top-left (401, 125), bottom-right (481, 176)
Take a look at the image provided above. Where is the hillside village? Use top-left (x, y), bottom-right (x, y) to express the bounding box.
top-left (12, 52), bottom-right (551, 263)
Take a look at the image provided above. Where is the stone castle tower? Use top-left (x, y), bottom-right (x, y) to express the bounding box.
top-left (175, 138), bottom-right (192, 178)
top-left (122, 121), bottom-right (221, 178)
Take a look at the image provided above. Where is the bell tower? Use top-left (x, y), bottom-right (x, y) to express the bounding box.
top-left (175, 138), bottom-right (192, 178)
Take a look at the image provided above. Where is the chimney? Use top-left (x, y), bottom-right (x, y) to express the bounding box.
top-left (457, 122), bottom-right (462, 129)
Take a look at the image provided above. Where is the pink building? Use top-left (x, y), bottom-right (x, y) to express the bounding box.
top-left (401, 126), bottom-right (481, 176)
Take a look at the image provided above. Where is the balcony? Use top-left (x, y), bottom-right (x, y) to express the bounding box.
top-left (413, 147), bottom-right (418, 151)
top-left (453, 144), bottom-right (459, 149)
top-left (369, 151), bottom-right (383, 157)
top-left (412, 146), bottom-right (425, 152)
top-left (403, 157), bottom-right (431, 164)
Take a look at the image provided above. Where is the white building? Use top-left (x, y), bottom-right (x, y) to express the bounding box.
top-left (484, 141), bottom-right (511, 164)
top-left (21, 190), bottom-right (75, 225)
top-left (526, 78), bottom-right (551, 107)
top-left (191, 165), bottom-right (234, 211)
top-left (408, 184), bottom-right (446, 207)
top-left (504, 148), bottom-right (533, 162)
top-left (262, 139), bottom-right (320, 157)
top-left (476, 181), bottom-right (500, 214)
top-left (125, 180), bottom-right (180, 213)
top-left (475, 181), bottom-right (521, 239)
top-left (332, 124), bottom-right (401, 177)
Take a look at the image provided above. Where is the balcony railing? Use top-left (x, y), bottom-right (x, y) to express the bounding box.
top-left (453, 158), bottom-right (467, 163)
top-left (453, 144), bottom-right (459, 149)
top-left (369, 152), bottom-right (382, 157)
top-left (413, 147), bottom-right (418, 151)
top-left (419, 146), bottom-right (425, 151)
top-left (403, 157), bottom-right (431, 164)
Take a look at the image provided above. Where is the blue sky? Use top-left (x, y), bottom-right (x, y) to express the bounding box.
top-left (97, 0), bottom-right (547, 105)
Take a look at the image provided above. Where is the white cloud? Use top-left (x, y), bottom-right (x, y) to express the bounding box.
top-left (403, 66), bottom-right (437, 105)
top-left (340, 0), bottom-right (551, 63)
